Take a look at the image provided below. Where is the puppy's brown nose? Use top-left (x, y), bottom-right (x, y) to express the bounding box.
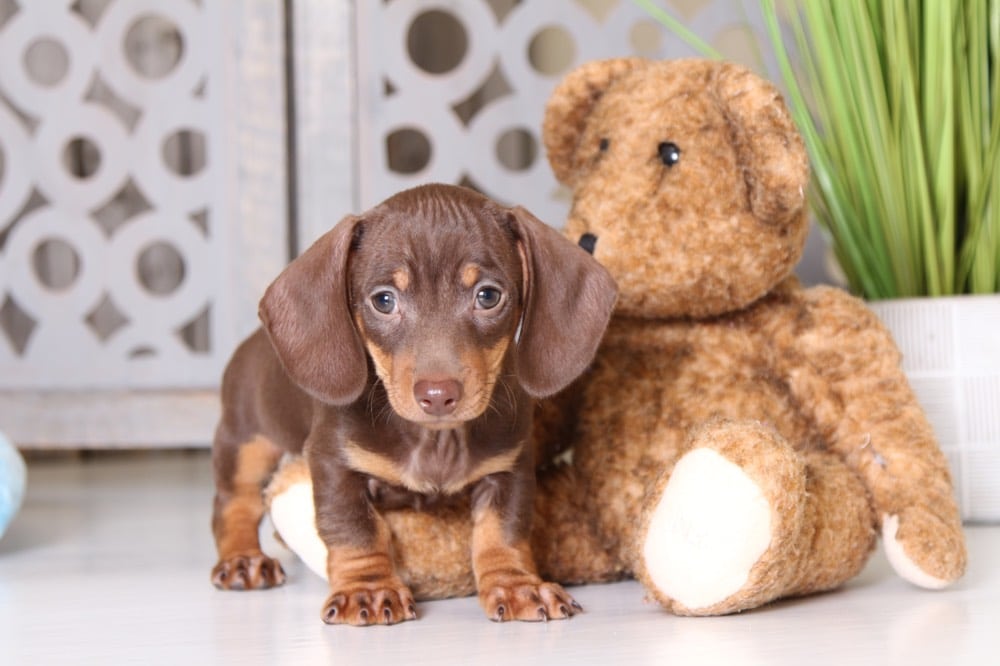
top-left (414, 379), bottom-right (462, 417)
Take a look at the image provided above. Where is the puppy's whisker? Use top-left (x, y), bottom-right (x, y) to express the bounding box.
top-left (482, 377), bottom-right (517, 422)
top-left (485, 396), bottom-right (504, 420)
top-left (365, 383), bottom-right (379, 418)
top-left (496, 376), bottom-right (517, 410)
top-left (374, 395), bottom-right (394, 425)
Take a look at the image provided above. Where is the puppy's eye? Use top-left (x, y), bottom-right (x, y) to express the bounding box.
top-left (371, 291), bottom-right (397, 315)
top-left (599, 138), bottom-right (609, 152)
top-left (475, 287), bottom-right (503, 310)
top-left (658, 141), bottom-right (681, 167)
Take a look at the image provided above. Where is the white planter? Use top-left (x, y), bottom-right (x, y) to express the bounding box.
top-left (869, 294), bottom-right (1000, 523)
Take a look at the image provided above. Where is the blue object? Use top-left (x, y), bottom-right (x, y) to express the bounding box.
top-left (0, 431), bottom-right (26, 540)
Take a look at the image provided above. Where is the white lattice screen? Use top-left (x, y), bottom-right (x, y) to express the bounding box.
top-left (351, 0), bottom-right (769, 227)
top-left (0, 0), bottom-right (287, 446)
top-left (0, 0), bottom-right (231, 390)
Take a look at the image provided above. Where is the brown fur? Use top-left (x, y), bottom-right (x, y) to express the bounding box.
top-left (211, 436), bottom-right (285, 590)
top-left (210, 183), bottom-right (617, 625)
top-left (471, 507), bottom-right (579, 621)
top-left (266, 58), bottom-right (966, 616)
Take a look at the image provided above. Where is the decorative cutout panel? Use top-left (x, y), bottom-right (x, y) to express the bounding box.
top-left (0, 0), bottom-right (233, 390)
top-left (355, 0), bottom-right (769, 224)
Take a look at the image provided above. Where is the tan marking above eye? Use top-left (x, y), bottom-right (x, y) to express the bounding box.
top-left (461, 263), bottom-right (481, 289)
top-left (393, 268), bottom-right (410, 292)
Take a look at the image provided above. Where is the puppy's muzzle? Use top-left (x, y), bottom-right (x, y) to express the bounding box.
top-left (414, 379), bottom-right (463, 417)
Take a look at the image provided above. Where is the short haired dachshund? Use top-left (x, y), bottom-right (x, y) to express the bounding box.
top-left (210, 183), bottom-right (617, 625)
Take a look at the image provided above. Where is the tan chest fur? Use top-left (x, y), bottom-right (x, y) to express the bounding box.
top-left (343, 432), bottom-right (521, 496)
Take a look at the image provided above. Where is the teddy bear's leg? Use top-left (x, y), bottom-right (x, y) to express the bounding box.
top-left (530, 465), bottom-right (627, 585)
top-left (266, 457), bottom-right (623, 601)
top-left (266, 456), bottom-right (477, 601)
top-left (265, 457), bottom-right (329, 581)
top-left (790, 289), bottom-right (967, 587)
top-left (839, 401), bottom-right (967, 589)
top-left (636, 420), bottom-right (875, 616)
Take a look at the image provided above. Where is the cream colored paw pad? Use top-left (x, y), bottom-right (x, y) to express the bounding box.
top-left (882, 514), bottom-right (950, 590)
top-left (642, 448), bottom-right (772, 611)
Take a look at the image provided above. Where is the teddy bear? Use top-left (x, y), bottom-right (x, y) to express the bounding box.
top-left (263, 57), bottom-right (967, 617)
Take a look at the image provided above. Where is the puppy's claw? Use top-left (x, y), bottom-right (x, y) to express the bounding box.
top-left (571, 599), bottom-right (583, 612)
top-left (480, 580), bottom-right (578, 622)
top-left (322, 594), bottom-right (346, 624)
top-left (211, 553), bottom-right (286, 591)
top-left (321, 583), bottom-right (417, 626)
top-left (234, 565), bottom-right (249, 590)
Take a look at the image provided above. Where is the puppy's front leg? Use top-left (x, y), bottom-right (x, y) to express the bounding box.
top-left (310, 453), bottom-right (416, 626)
top-left (471, 453), bottom-right (580, 622)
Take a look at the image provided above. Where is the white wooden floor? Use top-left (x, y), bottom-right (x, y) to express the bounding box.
top-left (1, 450), bottom-right (997, 666)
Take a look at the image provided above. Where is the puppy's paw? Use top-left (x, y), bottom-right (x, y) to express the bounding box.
top-left (321, 582), bottom-right (418, 626)
top-left (211, 552), bottom-right (286, 590)
top-left (479, 578), bottom-right (581, 622)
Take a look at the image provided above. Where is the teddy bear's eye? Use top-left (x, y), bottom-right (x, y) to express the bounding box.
top-left (599, 138), bottom-right (609, 152)
top-left (658, 141), bottom-right (681, 167)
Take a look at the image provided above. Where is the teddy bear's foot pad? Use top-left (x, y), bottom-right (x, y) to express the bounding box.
top-left (641, 447), bottom-right (772, 612)
top-left (882, 513), bottom-right (954, 590)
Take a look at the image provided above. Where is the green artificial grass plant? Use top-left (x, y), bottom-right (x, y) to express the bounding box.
top-left (636, 0), bottom-right (1000, 298)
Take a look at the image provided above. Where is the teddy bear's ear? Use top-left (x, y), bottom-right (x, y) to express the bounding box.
top-left (710, 62), bottom-right (810, 226)
top-left (542, 57), bottom-right (647, 186)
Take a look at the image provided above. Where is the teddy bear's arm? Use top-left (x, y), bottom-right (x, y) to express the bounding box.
top-left (782, 286), bottom-right (966, 587)
top-left (531, 377), bottom-right (588, 467)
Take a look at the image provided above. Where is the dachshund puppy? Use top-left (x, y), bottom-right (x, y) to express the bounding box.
top-left (210, 183), bottom-right (617, 625)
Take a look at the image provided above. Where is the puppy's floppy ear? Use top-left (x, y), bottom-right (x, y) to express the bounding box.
top-left (259, 215), bottom-right (367, 405)
top-left (509, 206), bottom-right (617, 398)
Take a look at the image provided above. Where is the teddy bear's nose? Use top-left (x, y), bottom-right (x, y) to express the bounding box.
top-left (579, 233), bottom-right (598, 255)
